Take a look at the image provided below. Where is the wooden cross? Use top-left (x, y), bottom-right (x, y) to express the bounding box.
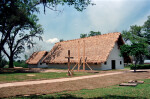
top-left (65, 50), bottom-right (74, 76)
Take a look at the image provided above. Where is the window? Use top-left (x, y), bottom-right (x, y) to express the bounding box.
top-left (120, 61), bottom-right (122, 65)
top-left (104, 62), bottom-right (107, 65)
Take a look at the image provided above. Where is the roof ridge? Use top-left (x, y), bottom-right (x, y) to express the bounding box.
top-left (56, 32), bottom-right (121, 44)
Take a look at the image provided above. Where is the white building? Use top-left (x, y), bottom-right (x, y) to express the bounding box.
top-left (42, 32), bottom-right (131, 70)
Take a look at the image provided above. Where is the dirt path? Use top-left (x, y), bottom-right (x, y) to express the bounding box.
top-left (0, 72), bottom-right (123, 88)
top-left (0, 70), bottom-right (150, 98)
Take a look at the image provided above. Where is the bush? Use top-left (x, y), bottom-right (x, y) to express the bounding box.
top-left (13, 61), bottom-right (28, 68)
top-left (130, 64), bottom-right (150, 69)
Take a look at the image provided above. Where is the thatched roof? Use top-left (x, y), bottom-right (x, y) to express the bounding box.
top-left (43, 32), bottom-right (126, 64)
top-left (26, 51), bottom-right (48, 65)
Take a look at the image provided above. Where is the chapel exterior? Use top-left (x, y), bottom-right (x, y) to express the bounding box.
top-left (41, 32), bottom-right (131, 70)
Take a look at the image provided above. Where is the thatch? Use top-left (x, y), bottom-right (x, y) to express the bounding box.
top-left (26, 51), bottom-right (48, 65)
top-left (43, 32), bottom-right (126, 64)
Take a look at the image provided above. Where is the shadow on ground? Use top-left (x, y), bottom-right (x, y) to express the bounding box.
top-left (17, 94), bottom-right (147, 99)
top-left (0, 68), bottom-right (44, 74)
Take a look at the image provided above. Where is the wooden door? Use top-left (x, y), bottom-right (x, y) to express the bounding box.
top-left (112, 60), bottom-right (116, 69)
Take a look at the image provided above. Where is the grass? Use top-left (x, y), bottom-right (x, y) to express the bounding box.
top-left (10, 79), bottom-right (150, 99)
top-left (0, 72), bottom-right (92, 83)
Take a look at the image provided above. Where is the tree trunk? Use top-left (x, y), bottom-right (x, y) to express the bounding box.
top-left (0, 50), bottom-right (2, 68)
top-left (9, 56), bottom-right (14, 68)
top-left (134, 60), bottom-right (137, 72)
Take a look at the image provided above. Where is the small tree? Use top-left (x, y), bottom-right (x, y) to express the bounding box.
top-left (120, 43), bottom-right (148, 72)
top-left (60, 39), bottom-right (64, 42)
top-left (88, 31), bottom-right (101, 36)
top-left (80, 34), bottom-right (87, 38)
top-left (80, 31), bottom-right (101, 38)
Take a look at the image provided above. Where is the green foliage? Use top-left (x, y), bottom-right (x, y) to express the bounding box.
top-left (121, 19), bottom-right (150, 65)
top-left (88, 31), bottom-right (101, 36)
top-left (80, 31), bottom-right (101, 38)
top-left (122, 25), bottom-right (146, 44)
top-left (143, 16), bottom-right (150, 44)
top-left (80, 33), bottom-right (88, 38)
top-left (120, 43), bottom-right (148, 71)
top-left (13, 61), bottom-right (28, 68)
top-left (0, 0), bottom-right (93, 68)
top-left (120, 43), bottom-right (148, 57)
top-left (0, 0), bottom-right (43, 68)
top-left (120, 45), bottom-right (131, 57)
top-left (41, 0), bottom-right (93, 13)
top-left (130, 64), bottom-right (150, 69)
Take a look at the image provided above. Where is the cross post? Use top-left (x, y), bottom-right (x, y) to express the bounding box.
top-left (65, 50), bottom-right (74, 76)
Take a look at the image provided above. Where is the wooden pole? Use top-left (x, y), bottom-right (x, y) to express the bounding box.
top-left (83, 40), bottom-right (85, 71)
top-left (65, 50), bottom-right (73, 76)
top-left (78, 41), bottom-right (80, 71)
top-left (68, 50), bottom-right (70, 71)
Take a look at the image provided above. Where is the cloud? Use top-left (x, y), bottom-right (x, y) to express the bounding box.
top-left (86, 0), bottom-right (150, 33)
top-left (45, 38), bottom-right (59, 44)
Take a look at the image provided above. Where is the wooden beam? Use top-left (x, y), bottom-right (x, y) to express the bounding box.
top-left (86, 62), bottom-right (93, 70)
top-left (65, 50), bottom-right (74, 76)
top-left (72, 63), bottom-right (78, 71)
top-left (78, 41), bottom-right (80, 71)
top-left (83, 40), bottom-right (85, 71)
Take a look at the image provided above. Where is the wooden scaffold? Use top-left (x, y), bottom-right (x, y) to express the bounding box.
top-left (71, 40), bottom-right (93, 71)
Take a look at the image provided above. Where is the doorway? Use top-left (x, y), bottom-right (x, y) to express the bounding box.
top-left (112, 60), bottom-right (116, 69)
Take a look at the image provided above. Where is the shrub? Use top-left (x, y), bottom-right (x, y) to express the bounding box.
top-left (13, 61), bottom-right (28, 68)
top-left (130, 64), bottom-right (150, 69)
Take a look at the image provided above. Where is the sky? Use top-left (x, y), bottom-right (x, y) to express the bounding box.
top-left (24, 0), bottom-right (150, 59)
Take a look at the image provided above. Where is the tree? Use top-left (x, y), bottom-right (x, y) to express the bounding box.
top-left (143, 16), bottom-right (150, 44)
top-left (120, 43), bottom-right (148, 72)
top-left (1, 0), bottom-right (43, 68)
top-left (80, 34), bottom-right (88, 38)
top-left (88, 31), bottom-right (101, 36)
top-left (80, 31), bottom-right (101, 38)
top-left (60, 39), bottom-right (64, 42)
top-left (0, 0), bottom-right (93, 67)
top-left (122, 25), bottom-right (146, 44)
top-left (1, 0), bottom-right (92, 68)
top-left (122, 25), bottom-right (147, 64)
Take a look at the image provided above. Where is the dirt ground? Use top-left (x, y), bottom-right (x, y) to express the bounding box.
top-left (0, 70), bottom-right (150, 98)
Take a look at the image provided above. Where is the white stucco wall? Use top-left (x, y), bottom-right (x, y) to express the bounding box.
top-left (100, 42), bottom-right (124, 70)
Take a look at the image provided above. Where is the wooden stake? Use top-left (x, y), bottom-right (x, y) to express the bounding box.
top-left (65, 50), bottom-right (73, 76)
top-left (72, 63), bottom-right (77, 71)
top-left (83, 40), bottom-right (85, 71)
top-left (86, 62), bottom-right (93, 70)
top-left (78, 41), bottom-right (80, 71)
